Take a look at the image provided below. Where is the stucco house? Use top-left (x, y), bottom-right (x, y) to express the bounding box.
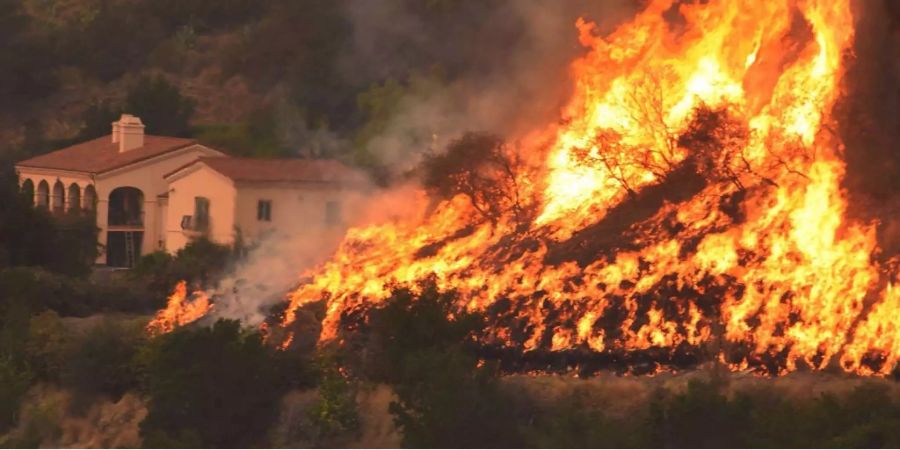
top-left (162, 156), bottom-right (368, 253)
top-left (15, 114), bottom-right (364, 267)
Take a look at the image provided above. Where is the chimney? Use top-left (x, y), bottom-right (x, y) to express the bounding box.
top-left (111, 114), bottom-right (145, 152)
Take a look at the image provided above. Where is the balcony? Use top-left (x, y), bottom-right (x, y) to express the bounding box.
top-left (180, 215), bottom-right (209, 237)
top-left (108, 186), bottom-right (144, 229)
top-left (108, 209), bottom-right (145, 228)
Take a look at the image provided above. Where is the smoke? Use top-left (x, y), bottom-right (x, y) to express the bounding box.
top-left (338, 0), bottom-right (641, 173)
top-left (196, 1), bottom-right (644, 324)
top-left (202, 178), bottom-right (430, 326)
top-left (839, 0), bottom-right (900, 253)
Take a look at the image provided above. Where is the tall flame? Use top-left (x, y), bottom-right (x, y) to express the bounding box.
top-left (164, 0), bottom-right (898, 376)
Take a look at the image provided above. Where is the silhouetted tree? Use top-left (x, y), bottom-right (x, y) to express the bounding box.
top-left (422, 132), bottom-right (526, 224)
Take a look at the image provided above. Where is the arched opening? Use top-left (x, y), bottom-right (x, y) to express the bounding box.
top-left (36, 180), bottom-right (49, 209)
top-left (107, 186), bottom-right (144, 268)
top-left (67, 183), bottom-right (81, 212)
top-left (108, 187), bottom-right (144, 226)
top-left (51, 180), bottom-right (65, 214)
top-left (21, 179), bottom-right (34, 206)
top-left (83, 185), bottom-right (97, 211)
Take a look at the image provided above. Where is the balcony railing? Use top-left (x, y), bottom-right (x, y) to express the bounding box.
top-left (108, 209), bottom-right (144, 227)
top-left (180, 215), bottom-right (209, 235)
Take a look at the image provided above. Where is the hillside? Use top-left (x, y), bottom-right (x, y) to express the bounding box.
top-left (0, 0), bottom-right (644, 170)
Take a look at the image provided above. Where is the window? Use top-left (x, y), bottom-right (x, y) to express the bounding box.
top-left (257, 200), bottom-right (272, 221)
top-left (194, 197), bottom-right (210, 231)
top-left (325, 200), bottom-right (341, 226)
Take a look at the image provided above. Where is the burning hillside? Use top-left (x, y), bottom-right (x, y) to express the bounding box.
top-left (152, 0), bottom-right (900, 376)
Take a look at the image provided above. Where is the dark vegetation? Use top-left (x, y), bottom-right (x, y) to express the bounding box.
top-left (422, 132), bottom-right (527, 224)
top-left (4, 252), bottom-right (900, 447)
top-left (0, 0), bottom-right (898, 447)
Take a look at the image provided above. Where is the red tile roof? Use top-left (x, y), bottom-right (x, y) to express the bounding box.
top-left (16, 135), bottom-right (198, 174)
top-left (190, 157), bottom-right (367, 184)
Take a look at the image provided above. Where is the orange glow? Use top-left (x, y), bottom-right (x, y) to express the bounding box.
top-left (152, 0), bottom-right (900, 376)
top-left (146, 281), bottom-right (212, 336)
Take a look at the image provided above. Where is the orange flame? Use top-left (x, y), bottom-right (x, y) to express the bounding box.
top-left (146, 281), bottom-right (212, 336)
top-left (275, 0), bottom-right (900, 375)
top-left (121, 0), bottom-right (892, 377)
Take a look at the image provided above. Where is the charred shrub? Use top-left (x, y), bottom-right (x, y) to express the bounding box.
top-left (422, 132), bottom-right (526, 224)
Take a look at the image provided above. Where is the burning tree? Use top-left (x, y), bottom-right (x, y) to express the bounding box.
top-left (149, 0), bottom-right (900, 378)
top-left (421, 132), bottom-right (527, 225)
top-left (678, 105), bottom-right (752, 191)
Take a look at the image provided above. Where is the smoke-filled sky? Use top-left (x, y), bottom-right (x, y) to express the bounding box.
top-left (209, 0), bottom-right (645, 322)
top-left (335, 0), bottom-right (641, 172)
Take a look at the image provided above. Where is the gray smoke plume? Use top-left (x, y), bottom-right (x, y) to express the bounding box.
top-left (338, 0), bottom-right (641, 173)
top-left (201, 0), bottom-right (643, 324)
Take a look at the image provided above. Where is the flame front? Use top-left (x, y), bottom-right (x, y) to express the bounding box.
top-left (269, 0), bottom-right (899, 375)
top-left (147, 281), bottom-right (212, 336)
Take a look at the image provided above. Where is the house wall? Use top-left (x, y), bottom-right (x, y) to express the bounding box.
top-left (165, 165), bottom-right (237, 252)
top-left (233, 183), bottom-right (366, 243)
top-left (95, 145), bottom-right (223, 263)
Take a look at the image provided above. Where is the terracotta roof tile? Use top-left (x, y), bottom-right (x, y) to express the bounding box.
top-left (16, 135), bottom-right (197, 174)
top-left (195, 157), bottom-right (367, 184)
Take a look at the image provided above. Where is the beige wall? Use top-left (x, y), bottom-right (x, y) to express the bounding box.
top-left (165, 165), bottom-right (237, 252)
top-left (16, 144), bottom-right (222, 265)
top-left (233, 183), bottom-right (367, 243)
top-left (94, 145), bottom-right (223, 262)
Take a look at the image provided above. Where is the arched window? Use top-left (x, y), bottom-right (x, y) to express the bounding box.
top-left (108, 186), bottom-right (144, 226)
top-left (51, 180), bottom-right (65, 214)
top-left (36, 180), bottom-right (49, 209)
top-left (83, 185), bottom-right (97, 211)
top-left (67, 183), bottom-right (81, 212)
top-left (21, 179), bottom-right (34, 206)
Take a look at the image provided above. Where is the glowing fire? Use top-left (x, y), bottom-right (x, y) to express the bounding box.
top-left (158, 0), bottom-right (900, 376)
top-left (146, 281), bottom-right (212, 336)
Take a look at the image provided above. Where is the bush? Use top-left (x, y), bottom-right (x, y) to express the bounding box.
top-left (132, 238), bottom-right (235, 298)
top-left (24, 311), bottom-right (67, 382)
top-left (306, 354), bottom-right (360, 446)
top-left (523, 390), bottom-right (639, 448)
top-left (0, 293), bottom-right (36, 434)
top-left (0, 356), bottom-right (32, 434)
top-left (124, 76), bottom-right (195, 137)
top-left (0, 164), bottom-right (98, 277)
top-left (0, 267), bottom-right (158, 317)
top-left (60, 318), bottom-right (145, 402)
top-left (359, 281), bottom-right (523, 447)
top-left (194, 109), bottom-right (292, 158)
top-left (137, 320), bottom-right (288, 448)
top-left (421, 132), bottom-right (525, 224)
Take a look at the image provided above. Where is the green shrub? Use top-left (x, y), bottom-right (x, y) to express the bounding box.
top-left (360, 280), bottom-right (523, 447)
top-left (0, 267), bottom-right (158, 317)
top-left (60, 318), bottom-right (145, 402)
top-left (24, 311), bottom-right (68, 382)
top-left (137, 320), bottom-right (288, 448)
top-left (306, 354), bottom-right (360, 445)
